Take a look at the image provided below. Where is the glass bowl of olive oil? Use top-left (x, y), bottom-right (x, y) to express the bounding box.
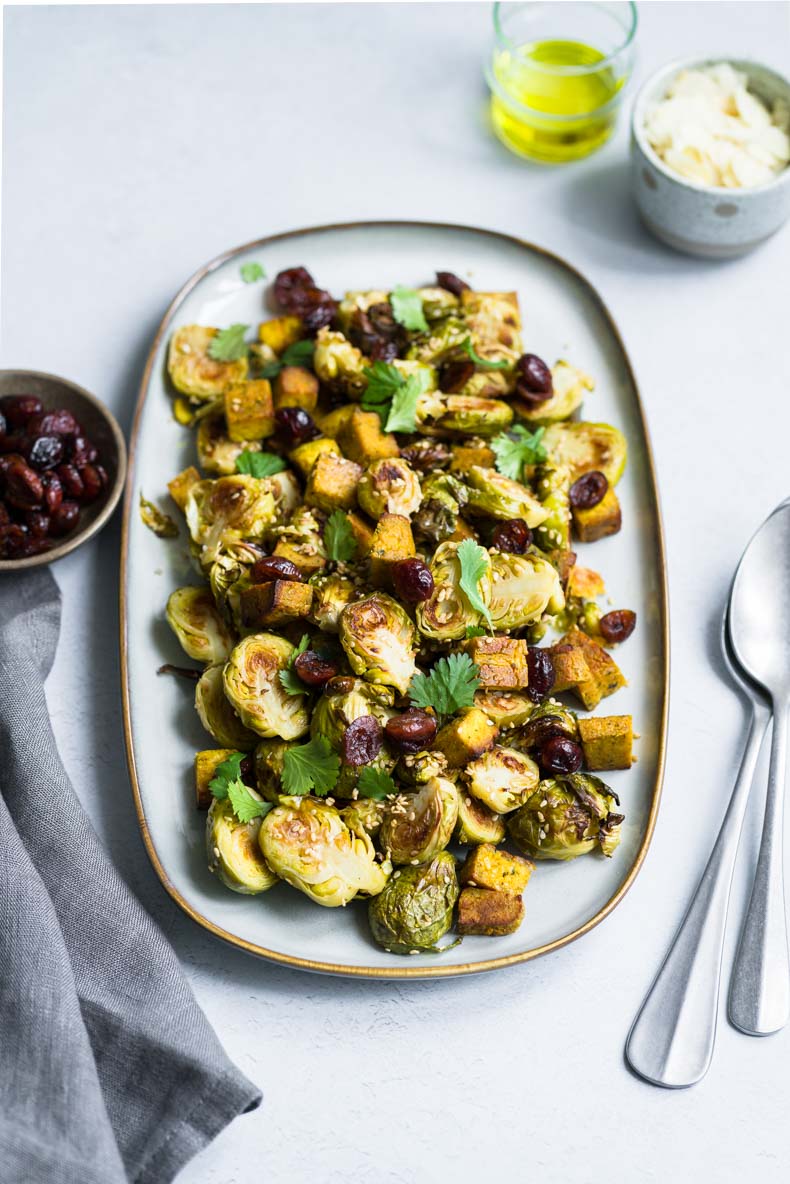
top-left (486, 1), bottom-right (638, 163)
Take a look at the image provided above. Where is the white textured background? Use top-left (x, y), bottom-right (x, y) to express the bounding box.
top-left (3, 3), bottom-right (790, 1181)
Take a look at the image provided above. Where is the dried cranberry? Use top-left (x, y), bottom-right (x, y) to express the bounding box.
top-left (0, 395), bottom-right (43, 429)
top-left (76, 463), bottom-right (103, 502)
top-left (93, 464), bottom-right (109, 490)
top-left (392, 558), bottom-right (434, 604)
top-left (49, 500), bottom-right (80, 537)
top-left (0, 453), bottom-right (24, 480)
top-left (569, 471), bottom-right (608, 510)
top-left (516, 353), bottom-right (553, 395)
top-left (341, 716), bottom-right (383, 765)
top-left (251, 555), bottom-right (303, 583)
top-left (0, 503), bottom-right (9, 527)
top-left (599, 609), bottom-right (636, 645)
top-left (273, 266), bottom-right (315, 310)
top-left (23, 510), bottom-right (50, 539)
top-left (0, 433), bottom-right (31, 455)
top-left (294, 650), bottom-right (338, 688)
top-left (521, 713), bottom-right (570, 750)
top-left (275, 406), bottom-right (319, 445)
top-left (27, 435), bottom-right (65, 470)
top-left (540, 735), bottom-right (584, 775)
top-left (325, 675), bottom-right (356, 696)
top-left (526, 646), bottom-right (555, 703)
top-left (56, 463), bottom-right (84, 499)
top-left (239, 755), bottom-right (256, 786)
top-left (69, 435), bottom-right (98, 464)
top-left (491, 518), bottom-right (532, 554)
top-left (385, 709), bottom-right (437, 755)
top-left (300, 290), bottom-right (338, 334)
top-left (0, 523), bottom-right (29, 558)
top-left (347, 303), bottom-right (406, 361)
top-left (439, 358), bottom-right (475, 393)
top-left (4, 460), bottom-right (44, 510)
top-left (436, 271), bottom-right (470, 297)
top-left (28, 409), bottom-right (80, 437)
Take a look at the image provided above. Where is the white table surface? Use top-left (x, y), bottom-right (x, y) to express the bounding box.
top-left (4, 3), bottom-right (790, 1181)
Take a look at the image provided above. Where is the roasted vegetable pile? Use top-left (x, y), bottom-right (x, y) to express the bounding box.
top-left (155, 264), bottom-right (637, 955)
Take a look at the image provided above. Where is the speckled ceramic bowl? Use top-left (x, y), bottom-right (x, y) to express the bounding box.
top-left (631, 57), bottom-right (790, 258)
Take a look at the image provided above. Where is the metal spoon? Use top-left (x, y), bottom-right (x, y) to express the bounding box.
top-left (625, 608), bottom-right (770, 1087)
top-left (727, 500), bottom-right (790, 1036)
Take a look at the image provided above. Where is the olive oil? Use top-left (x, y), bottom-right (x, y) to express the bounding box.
top-left (490, 39), bottom-right (625, 163)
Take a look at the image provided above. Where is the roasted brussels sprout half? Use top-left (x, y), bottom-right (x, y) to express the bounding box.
top-left (168, 325), bottom-right (248, 401)
top-left (313, 327), bottom-right (368, 397)
top-left (461, 290), bottom-right (522, 365)
top-left (416, 540), bottom-right (492, 641)
top-left (413, 472), bottom-right (468, 544)
top-left (342, 798), bottom-right (388, 840)
top-left (195, 663), bottom-right (259, 750)
top-left (396, 748), bottom-right (450, 787)
top-left (259, 798), bottom-right (390, 906)
top-left (542, 422), bottom-right (627, 487)
top-left (265, 468), bottom-right (302, 527)
top-left (456, 370), bottom-right (513, 400)
top-left (428, 396), bottom-right (514, 438)
top-left (208, 543), bottom-right (261, 626)
top-left (254, 738), bottom-right (299, 803)
top-left (488, 551), bottom-right (565, 630)
top-left (197, 410), bottom-right (260, 476)
top-left (186, 476), bottom-right (277, 566)
top-left (310, 678), bottom-right (395, 749)
top-left (532, 463), bottom-right (571, 552)
top-left (336, 289), bottom-right (390, 334)
top-left (339, 593), bottom-right (417, 695)
top-left (166, 586), bottom-right (235, 664)
top-left (455, 792), bottom-right (506, 845)
top-left (207, 798), bottom-right (278, 894)
top-left (508, 774), bottom-right (624, 860)
top-left (308, 573), bottom-right (358, 633)
top-left (418, 286), bottom-right (461, 321)
top-left (223, 634), bottom-right (309, 740)
top-left (515, 361), bottom-right (594, 426)
top-left (368, 850), bottom-right (459, 954)
top-left (406, 315), bottom-right (468, 365)
top-left (463, 745), bottom-right (540, 814)
top-left (473, 690), bottom-right (534, 731)
top-left (518, 701), bottom-right (579, 750)
top-left (357, 459), bottom-right (423, 520)
top-left (380, 777), bottom-right (459, 865)
top-left (465, 466), bottom-right (549, 526)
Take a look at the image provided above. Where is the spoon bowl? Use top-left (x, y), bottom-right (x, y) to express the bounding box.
top-left (729, 501), bottom-right (790, 698)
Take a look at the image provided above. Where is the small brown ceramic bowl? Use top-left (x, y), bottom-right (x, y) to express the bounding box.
top-left (0, 370), bottom-right (127, 571)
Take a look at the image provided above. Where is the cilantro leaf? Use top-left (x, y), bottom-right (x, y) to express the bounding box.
top-left (357, 766), bottom-right (397, 800)
top-left (362, 360), bottom-right (405, 404)
top-left (461, 337), bottom-right (511, 371)
top-left (278, 634), bottom-right (310, 696)
top-left (324, 510), bottom-right (358, 563)
top-left (227, 779), bottom-right (273, 823)
top-left (465, 625), bottom-right (487, 639)
top-left (260, 338), bottom-right (315, 379)
top-left (361, 362), bottom-right (428, 434)
top-left (385, 370), bottom-right (430, 433)
top-left (209, 752), bottom-right (246, 800)
top-left (235, 451), bottom-right (288, 477)
top-left (208, 323), bottom-right (250, 362)
top-left (281, 735), bottom-right (340, 797)
top-left (490, 425), bottom-right (547, 481)
top-left (457, 538), bottom-right (493, 629)
top-left (390, 286), bottom-right (428, 332)
top-left (409, 653), bottom-right (480, 717)
top-left (240, 262), bottom-right (266, 283)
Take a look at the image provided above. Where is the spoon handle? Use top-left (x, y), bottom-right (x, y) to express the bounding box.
top-left (625, 698), bottom-right (770, 1087)
top-left (729, 698), bottom-right (790, 1036)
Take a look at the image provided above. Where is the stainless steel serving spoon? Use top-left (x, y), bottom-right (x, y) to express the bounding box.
top-left (625, 605), bottom-right (770, 1087)
top-left (727, 500), bottom-right (790, 1036)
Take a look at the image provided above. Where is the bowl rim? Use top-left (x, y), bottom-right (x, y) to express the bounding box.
top-left (0, 368), bottom-right (127, 572)
top-left (631, 54), bottom-right (790, 197)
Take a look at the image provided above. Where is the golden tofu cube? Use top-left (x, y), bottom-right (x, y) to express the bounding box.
top-left (305, 452), bottom-right (364, 512)
top-left (337, 407), bottom-right (400, 465)
top-left (567, 565), bottom-right (606, 600)
top-left (272, 540), bottom-right (327, 578)
top-left (555, 627), bottom-right (627, 709)
top-left (578, 715), bottom-right (634, 770)
top-left (456, 888), bottom-right (524, 937)
top-left (288, 437), bottom-right (341, 478)
top-left (273, 365), bottom-right (319, 412)
top-left (317, 404), bottom-right (357, 439)
top-left (434, 708), bottom-right (498, 768)
top-left (194, 748), bottom-right (236, 811)
top-left (239, 580), bottom-right (313, 628)
top-left (368, 513), bottom-right (415, 586)
top-left (550, 642), bottom-right (592, 693)
top-left (449, 443), bottom-right (495, 474)
top-left (572, 487), bottom-right (622, 543)
top-left (167, 465), bottom-right (201, 512)
top-left (463, 636), bottom-right (530, 689)
top-left (459, 843), bottom-right (534, 894)
top-left (223, 380), bottom-right (275, 442)
top-left (258, 315), bottom-right (303, 353)
top-left (347, 510), bottom-right (376, 557)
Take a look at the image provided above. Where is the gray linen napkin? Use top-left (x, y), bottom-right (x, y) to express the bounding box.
top-left (0, 568), bottom-right (262, 1184)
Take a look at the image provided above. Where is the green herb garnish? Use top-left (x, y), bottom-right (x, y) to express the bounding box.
top-left (209, 752), bottom-right (271, 822)
top-left (409, 652), bottom-right (480, 718)
top-left (235, 450), bottom-right (288, 478)
top-left (208, 323), bottom-right (250, 361)
top-left (490, 425), bottom-right (547, 481)
top-left (457, 538), bottom-right (493, 630)
top-left (361, 362), bottom-right (429, 434)
top-left (324, 510), bottom-right (358, 563)
top-left (259, 338), bottom-right (315, 379)
top-left (281, 735), bottom-right (341, 797)
top-left (357, 767), bottom-right (398, 800)
top-left (278, 634), bottom-right (310, 696)
top-left (240, 262), bottom-right (266, 284)
top-left (390, 285), bottom-right (428, 332)
top-left (461, 337), bottom-right (511, 371)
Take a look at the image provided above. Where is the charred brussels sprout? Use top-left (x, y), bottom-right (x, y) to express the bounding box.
top-left (208, 543), bottom-right (261, 626)
top-left (380, 777), bottom-right (459, 865)
top-left (168, 325), bottom-right (248, 401)
top-left (429, 396), bottom-right (514, 438)
top-left (418, 287), bottom-right (461, 321)
top-left (532, 463), bottom-right (571, 552)
top-left (254, 738), bottom-right (300, 802)
top-left (542, 422), bottom-right (627, 487)
top-left (357, 459), bottom-right (423, 520)
top-left (416, 540), bottom-right (492, 641)
top-left (464, 745), bottom-right (540, 814)
top-left (264, 469), bottom-right (302, 527)
top-left (195, 664), bottom-right (259, 750)
top-left (186, 476), bottom-right (277, 566)
top-left (342, 798), bottom-right (388, 840)
top-left (313, 327), bottom-right (368, 397)
top-left (488, 551), bottom-right (565, 630)
top-left (515, 361), bottom-right (594, 426)
top-left (465, 466), bottom-right (549, 526)
top-left (508, 774), bottom-right (624, 860)
top-left (308, 573), bottom-right (358, 633)
top-left (455, 792), bottom-right (506, 845)
top-left (339, 593), bottom-right (417, 695)
top-left (166, 586), bottom-right (235, 664)
top-left (407, 315), bottom-right (468, 365)
top-left (413, 473), bottom-right (468, 544)
top-left (368, 850), bottom-right (459, 954)
top-left (207, 798), bottom-right (278, 894)
top-left (396, 748), bottom-right (449, 787)
top-left (259, 798), bottom-right (390, 906)
top-left (473, 690), bottom-right (534, 731)
top-left (223, 634), bottom-right (309, 740)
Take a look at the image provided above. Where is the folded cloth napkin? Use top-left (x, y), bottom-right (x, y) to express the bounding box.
top-left (0, 568), bottom-right (261, 1184)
